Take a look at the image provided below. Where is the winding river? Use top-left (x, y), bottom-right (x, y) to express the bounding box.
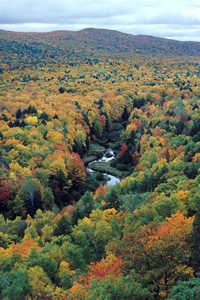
top-left (86, 149), bottom-right (121, 186)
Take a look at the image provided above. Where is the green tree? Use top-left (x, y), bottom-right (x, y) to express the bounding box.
top-left (105, 189), bottom-right (121, 210)
top-left (191, 211), bottom-right (200, 275)
top-left (28, 249), bottom-right (58, 283)
top-left (85, 271), bottom-right (152, 300)
top-left (77, 191), bottom-right (94, 218)
top-left (54, 215), bottom-right (72, 236)
top-left (169, 278), bottom-right (200, 300)
top-left (0, 269), bottom-right (31, 300)
top-left (42, 187), bottom-right (54, 210)
top-left (13, 177), bottom-right (42, 217)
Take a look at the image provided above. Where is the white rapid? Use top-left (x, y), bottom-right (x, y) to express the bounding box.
top-left (86, 148), bottom-right (120, 186)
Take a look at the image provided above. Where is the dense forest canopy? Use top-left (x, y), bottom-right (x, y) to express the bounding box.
top-left (1, 28), bottom-right (200, 69)
top-left (1, 29), bottom-right (200, 299)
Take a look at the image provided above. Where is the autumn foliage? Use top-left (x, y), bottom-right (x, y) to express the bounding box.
top-left (0, 34), bottom-right (200, 299)
top-left (0, 179), bottom-right (11, 208)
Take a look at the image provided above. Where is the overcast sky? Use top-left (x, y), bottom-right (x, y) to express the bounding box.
top-left (0, 0), bottom-right (200, 41)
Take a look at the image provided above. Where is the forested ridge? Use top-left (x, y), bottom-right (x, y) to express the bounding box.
top-left (1, 29), bottom-right (200, 299)
top-left (1, 28), bottom-right (200, 70)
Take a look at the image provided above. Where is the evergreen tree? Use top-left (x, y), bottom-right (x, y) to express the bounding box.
top-left (105, 189), bottom-right (121, 210)
top-left (191, 211), bottom-right (200, 275)
top-left (78, 191), bottom-right (94, 218)
top-left (54, 215), bottom-right (72, 236)
top-left (0, 270), bottom-right (31, 300)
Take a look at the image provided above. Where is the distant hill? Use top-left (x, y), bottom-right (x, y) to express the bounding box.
top-left (1, 27), bottom-right (200, 69)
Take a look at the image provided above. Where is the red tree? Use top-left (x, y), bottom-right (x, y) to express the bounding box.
top-left (0, 179), bottom-right (11, 208)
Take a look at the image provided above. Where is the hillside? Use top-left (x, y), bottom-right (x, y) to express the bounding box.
top-left (1, 27), bottom-right (200, 299)
top-left (1, 27), bottom-right (200, 69)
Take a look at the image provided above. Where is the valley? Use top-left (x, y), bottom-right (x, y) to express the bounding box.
top-left (0, 28), bottom-right (200, 299)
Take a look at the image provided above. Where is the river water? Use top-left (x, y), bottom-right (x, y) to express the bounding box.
top-left (86, 149), bottom-right (120, 186)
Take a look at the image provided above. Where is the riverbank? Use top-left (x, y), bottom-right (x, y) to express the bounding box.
top-left (83, 143), bottom-right (123, 186)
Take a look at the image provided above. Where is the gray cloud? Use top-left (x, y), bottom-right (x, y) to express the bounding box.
top-left (0, 0), bottom-right (200, 41)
